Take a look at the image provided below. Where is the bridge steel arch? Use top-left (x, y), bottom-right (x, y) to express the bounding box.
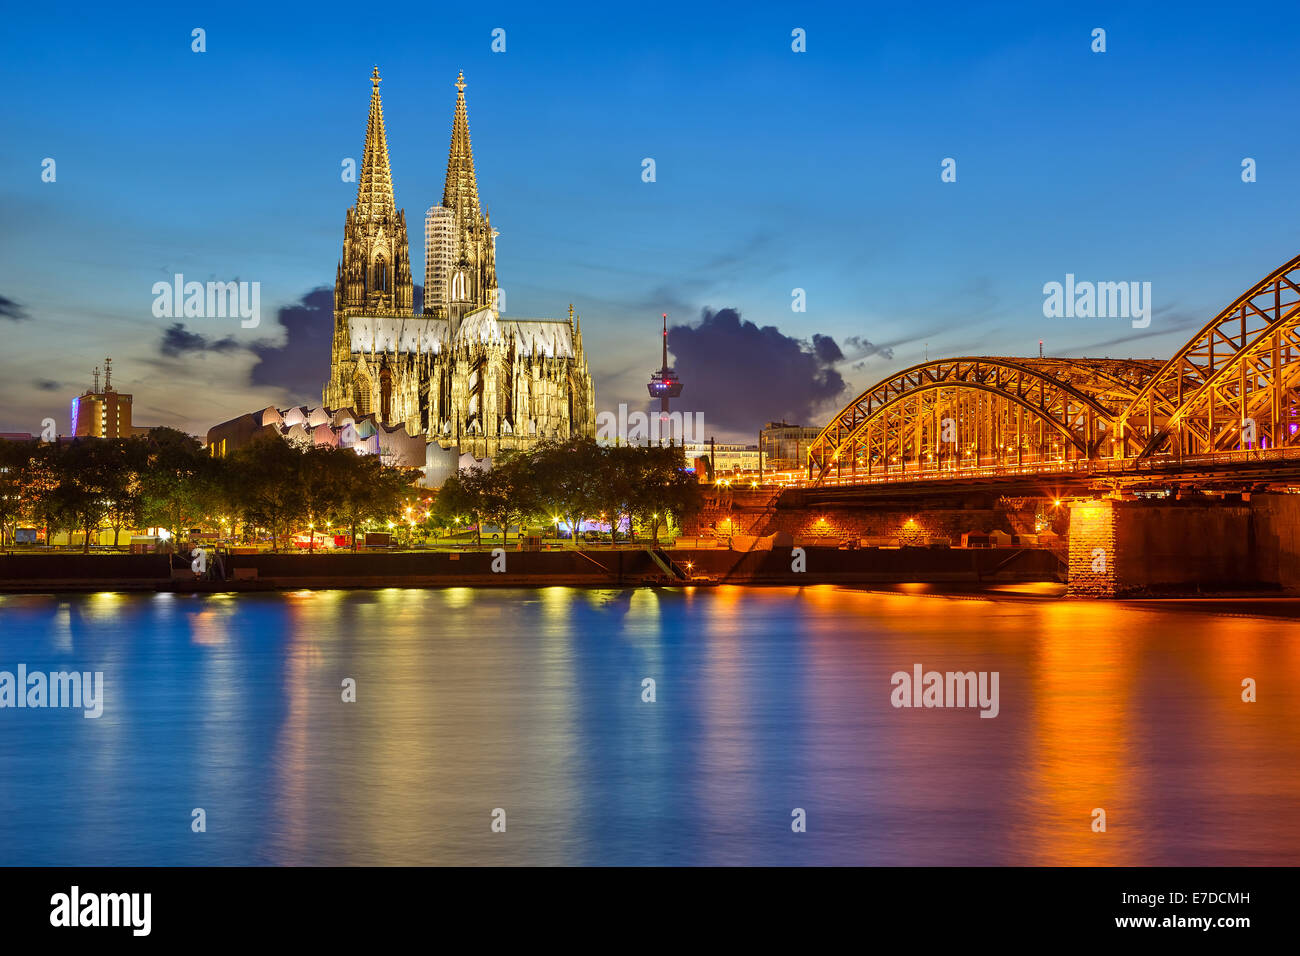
top-left (809, 254), bottom-right (1300, 485)
top-left (1115, 253), bottom-right (1300, 458)
top-left (808, 357), bottom-right (1142, 483)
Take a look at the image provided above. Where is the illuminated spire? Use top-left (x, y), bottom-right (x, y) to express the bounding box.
top-left (356, 66), bottom-right (397, 221)
top-left (442, 71), bottom-right (481, 222)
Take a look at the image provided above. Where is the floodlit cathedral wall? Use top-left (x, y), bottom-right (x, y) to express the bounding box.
top-left (324, 68), bottom-right (596, 459)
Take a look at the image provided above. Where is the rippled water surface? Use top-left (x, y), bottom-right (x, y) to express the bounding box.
top-left (1, 586), bottom-right (1297, 865)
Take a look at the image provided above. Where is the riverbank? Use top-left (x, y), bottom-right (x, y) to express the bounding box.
top-left (0, 547), bottom-right (1062, 593)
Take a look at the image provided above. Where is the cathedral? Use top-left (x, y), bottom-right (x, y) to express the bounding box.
top-left (323, 68), bottom-right (596, 459)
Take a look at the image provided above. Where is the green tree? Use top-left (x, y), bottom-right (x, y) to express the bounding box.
top-left (591, 444), bottom-right (636, 544)
top-left (477, 453), bottom-right (538, 546)
top-left (23, 444), bottom-right (66, 546)
top-left (0, 440), bottom-right (36, 547)
top-left (433, 466), bottom-right (489, 547)
top-left (103, 437), bottom-right (147, 548)
top-left (51, 439), bottom-right (121, 552)
top-left (228, 433), bottom-right (304, 551)
top-left (331, 451), bottom-right (418, 551)
top-left (300, 446), bottom-right (350, 552)
top-left (526, 439), bottom-right (606, 548)
top-left (626, 444), bottom-right (701, 546)
top-left (140, 428), bottom-right (219, 550)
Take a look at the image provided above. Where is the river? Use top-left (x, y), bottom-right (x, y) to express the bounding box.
top-left (1, 586), bottom-right (1296, 865)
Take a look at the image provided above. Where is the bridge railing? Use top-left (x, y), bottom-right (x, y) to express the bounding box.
top-left (800, 445), bottom-right (1300, 488)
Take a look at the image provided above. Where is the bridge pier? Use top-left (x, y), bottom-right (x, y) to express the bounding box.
top-left (1066, 499), bottom-right (1118, 597)
top-left (689, 485), bottom-right (1300, 597)
top-left (1067, 493), bottom-right (1300, 596)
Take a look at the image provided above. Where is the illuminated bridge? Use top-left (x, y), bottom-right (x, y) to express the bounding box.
top-left (807, 254), bottom-right (1300, 492)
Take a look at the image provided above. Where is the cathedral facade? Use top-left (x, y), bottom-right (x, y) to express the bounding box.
top-left (323, 68), bottom-right (596, 459)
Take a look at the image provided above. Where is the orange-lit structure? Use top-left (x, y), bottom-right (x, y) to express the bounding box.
top-left (810, 254), bottom-right (1300, 484)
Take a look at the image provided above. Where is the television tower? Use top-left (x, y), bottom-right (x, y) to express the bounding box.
top-left (646, 313), bottom-right (683, 414)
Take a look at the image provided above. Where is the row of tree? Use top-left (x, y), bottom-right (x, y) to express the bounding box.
top-left (434, 439), bottom-right (700, 546)
top-left (0, 428), bottom-right (418, 551)
top-left (0, 432), bottom-right (701, 552)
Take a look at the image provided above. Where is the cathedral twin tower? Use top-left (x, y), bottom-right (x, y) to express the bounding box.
top-left (323, 68), bottom-right (596, 458)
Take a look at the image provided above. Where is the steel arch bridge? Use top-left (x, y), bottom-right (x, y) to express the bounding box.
top-left (808, 254), bottom-right (1300, 485)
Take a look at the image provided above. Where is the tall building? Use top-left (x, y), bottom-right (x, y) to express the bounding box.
top-left (72, 359), bottom-right (151, 439)
top-left (323, 68), bottom-right (596, 459)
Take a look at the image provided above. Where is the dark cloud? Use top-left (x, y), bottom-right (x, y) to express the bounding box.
top-left (812, 334), bottom-right (842, 364)
top-left (0, 294), bottom-right (30, 322)
top-left (667, 307), bottom-right (847, 431)
top-left (159, 323), bottom-right (241, 358)
top-left (33, 379), bottom-right (60, 391)
top-left (246, 284), bottom-right (423, 404)
top-left (246, 287), bottom-right (334, 400)
top-left (843, 335), bottom-right (895, 362)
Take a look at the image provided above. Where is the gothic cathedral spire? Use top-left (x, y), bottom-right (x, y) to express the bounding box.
top-left (326, 67), bottom-right (413, 418)
top-left (356, 66), bottom-right (398, 221)
top-left (440, 72), bottom-right (497, 321)
top-left (334, 66), bottom-right (413, 320)
top-left (443, 71), bottom-right (480, 221)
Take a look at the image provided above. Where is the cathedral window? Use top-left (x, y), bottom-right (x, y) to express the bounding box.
top-left (374, 258), bottom-right (388, 292)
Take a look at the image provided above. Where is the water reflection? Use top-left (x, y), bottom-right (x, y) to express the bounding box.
top-left (0, 587), bottom-right (1296, 865)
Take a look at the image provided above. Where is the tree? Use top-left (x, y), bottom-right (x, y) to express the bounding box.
top-left (51, 439), bottom-right (118, 552)
top-left (0, 440), bottom-right (35, 547)
top-left (228, 433), bottom-right (304, 551)
top-left (331, 451), bottom-right (418, 551)
top-left (626, 444), bottom-right (701, 546)
top-left (477, 453), bottom-right (538, 546)
top-left (300, 446), bottom-right (349, 552)
top-left (433, 466), bottom-right (489, 547)
top-left (103, 438), bottom-right (147, 548)
top-left (591, 444), bottom-right (635, 544)
top-left (526, 439), bottom-right (606, 548)
top-left (22, 444), bottom-right (66, 547)
top-left (140, 428), bottom-right (219, 550)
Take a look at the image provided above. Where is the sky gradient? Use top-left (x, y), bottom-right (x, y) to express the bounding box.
top-left (2, 1), bottom-right (1298, 441)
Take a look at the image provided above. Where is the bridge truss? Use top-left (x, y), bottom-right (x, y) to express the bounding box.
top-left (809, 254), bottom-right (1300, 485)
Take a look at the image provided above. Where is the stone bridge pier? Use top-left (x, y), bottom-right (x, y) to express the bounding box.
top-left (1066, 493), bottom-right (1300, 597)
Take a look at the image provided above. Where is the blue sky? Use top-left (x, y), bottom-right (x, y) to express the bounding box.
top-left (2, 0), bottom-right (1298, 440)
